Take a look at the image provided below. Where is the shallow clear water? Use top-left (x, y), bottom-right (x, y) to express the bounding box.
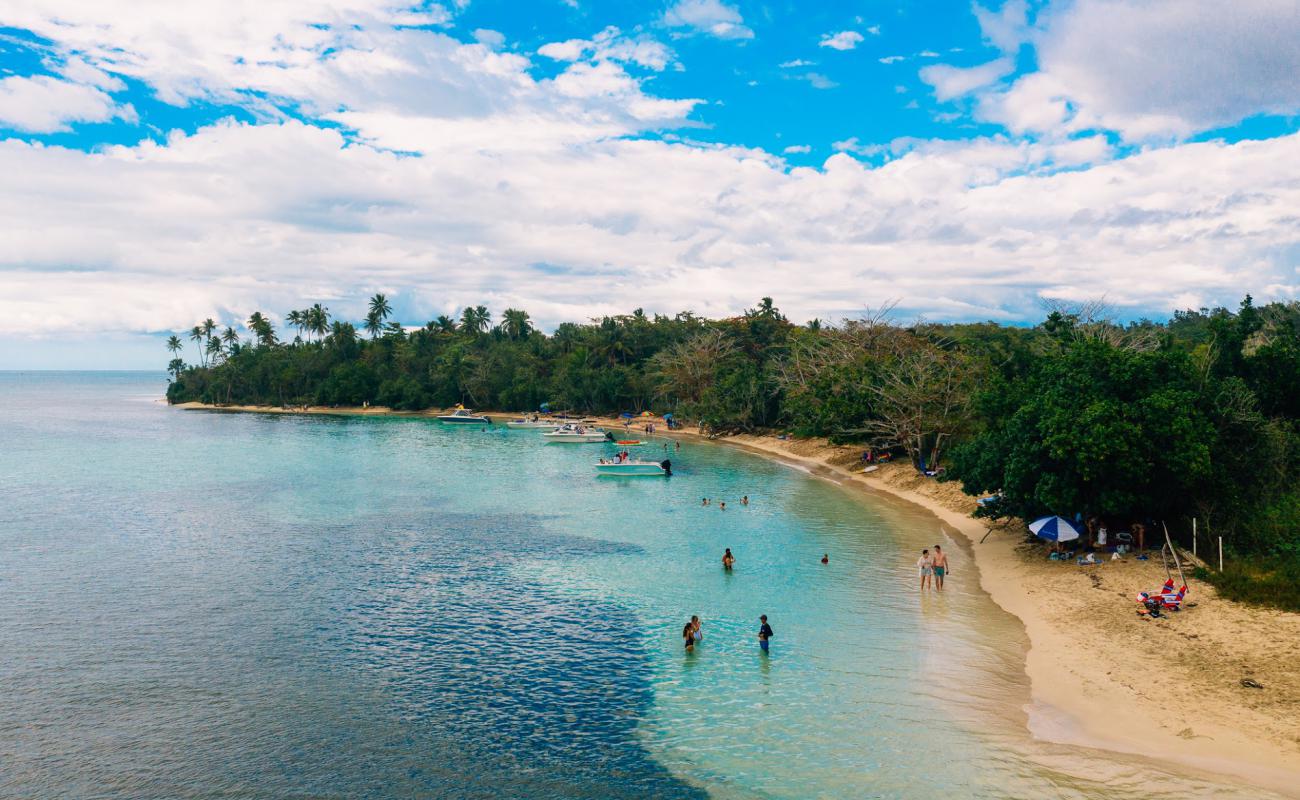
top-left (0, 372), bottom-right (1278, 799)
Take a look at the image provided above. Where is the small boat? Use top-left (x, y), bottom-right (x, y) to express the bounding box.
top-left (437, 407), bottom-right (491, 424)
top-left (596, 458), bottom-right (672, 476)
top-left (506, 417), bottom-right (562, 429)
top-left (543, 423), bottom-right (611, 443)
top-left (615, 439), bottom-right (648, 446)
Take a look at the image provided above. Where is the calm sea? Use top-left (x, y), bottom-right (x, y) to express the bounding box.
top-left (0, 372), bottom-right (1276, 799)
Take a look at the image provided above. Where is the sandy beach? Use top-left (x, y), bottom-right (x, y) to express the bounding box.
top-left (178, 402), bottom-right (1300, 795)
top-left (708, 431), bottom-right (1300, 796)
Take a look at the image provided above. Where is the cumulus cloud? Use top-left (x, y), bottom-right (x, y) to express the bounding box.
top-left (2, 123), bottom-right (1295, 341)
top-left (538, 27), bottom-right (672, 71)
top-left (0, 0), bottom-right (1296, 356)
top-left (980, 0), bottom-right (1300, 140)
top-left (0, 75), bottom-right (133, 132)
top-left (920, 57), bottom-right (1014, 101)
top-left (819, 31), bottom-right (864, 51)
top-left (663, 0), bottom-right (753, 40)
top-left (782, 144), bottom-right (811, 154)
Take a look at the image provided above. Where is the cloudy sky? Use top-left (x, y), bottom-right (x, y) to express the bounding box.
top-left (1, 0), bottom-right (1298, 367)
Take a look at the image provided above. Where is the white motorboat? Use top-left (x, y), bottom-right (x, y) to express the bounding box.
top-left (505, 417), bottom-right (562, 429)
top-left (437, 407), bottom-right (491, 424)
top-left (595, 457), bottom-right (671, 476)
top-left (542, 423), bottom-right (610, 443)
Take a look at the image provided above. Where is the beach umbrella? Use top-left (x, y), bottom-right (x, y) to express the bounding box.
top-left (1028, 516), bottom-right (1082, 542)
top-left (620, 412), bottom-right (634, 418)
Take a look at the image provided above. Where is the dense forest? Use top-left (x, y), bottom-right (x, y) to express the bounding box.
top-left (167, 295), bottom-right (1300, 607)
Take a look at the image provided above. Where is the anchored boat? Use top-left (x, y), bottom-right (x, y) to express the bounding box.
top-left (437, 407), bottom-right (491, 424)
top-left (595, 458), bottom-right (672, 476)
top-left (505, 417), bottom-right (562, 429)
top-left (542, 423), bottom-right (611, 443)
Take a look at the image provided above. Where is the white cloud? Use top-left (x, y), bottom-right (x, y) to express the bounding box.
top-left (783, 144), bottom-right (811, 154)
top-left (1, 122), bottom-right (1297, 346)
top-left (920, 57), bottom-right (1014, 101)
top-left (980, 0), bottom-right (1300, 141)
top-left (819, 31), bottom-right (864, 51)
top-left (866, 25), bottom-right (881, 36)
top-left (473, 29), bottom-right (506, 49)
top-left (538, 39), bottom-right (589, 61)
top-left (0, 0), bottom-right (1296, 359)
top-left (538, 28), bottom-right (672, 70)
top-left (663, 0), bottom-right (753, 40)
top-left (0, 75), bottom-right (133, 132)
top-left (974, 0), bottom-right (1029, 52)
top-left (878, 55), bottom-right (905, 64)
top-left (800, 72), bottom-right (837, 90)
top-left (779, 59), bottom-right (815, 68)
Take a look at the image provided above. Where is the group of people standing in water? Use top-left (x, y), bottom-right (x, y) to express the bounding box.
top-left (682, 613), bottom-right (774, 653)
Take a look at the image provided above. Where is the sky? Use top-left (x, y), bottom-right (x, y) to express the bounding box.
top-left (1, 0), bottom-right (1298, 368)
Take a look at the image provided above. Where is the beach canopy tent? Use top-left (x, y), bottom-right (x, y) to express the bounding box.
top-left (1029, 516), bottom-right (1082, 542)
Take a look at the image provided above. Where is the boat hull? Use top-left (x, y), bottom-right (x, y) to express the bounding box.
top-left (543, 434), bottom-right (609, 443)
top-left (595, 462), bottom-right (669, 476)
top-left (438, 416), bottom-right (490, 424)
top-left (506, 420), bottom-right (561, 429)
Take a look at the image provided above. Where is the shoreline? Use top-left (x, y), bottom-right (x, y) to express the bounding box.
top-left (174, 402), bottom-right (1300, 795)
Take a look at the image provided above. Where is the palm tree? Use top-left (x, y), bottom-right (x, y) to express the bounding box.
top-left (201, 318), bottom-right (218, 340)
top-left (247, 312), bottom-right (276, 347)
top-left (221, 327), bottom-right (239, 348)
top-left (364, 310), bottom-right (383, 339)
top-left (369, 294), bottom-right (392, 324)
top-left (190, 325), bottom-right (207, 367)
top-left (206, 335), bottom-right (224, 364)
top-left (286, 310), bottom-right (304, 342)
top-left (433, 315), bottom-right (457, 335)
top-left (167, 357), bottom-right (185, 380)
top-left (500, 308), bottom-right (532, 340)
top-left (460, 305), bottom-right (490, 335)
top-left (166, 335), bottom-right (183, 357)
top-left (307, 304), bottom-right (329, 341)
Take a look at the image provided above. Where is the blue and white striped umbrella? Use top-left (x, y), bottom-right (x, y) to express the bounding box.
top-left (1028, 515), bottom-right (1082, 542)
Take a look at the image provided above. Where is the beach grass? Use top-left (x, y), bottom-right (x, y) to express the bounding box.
top-left (1195, 559), bottom-right (1300, 612)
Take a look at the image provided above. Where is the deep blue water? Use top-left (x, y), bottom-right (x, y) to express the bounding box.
top-left (0, 373), bottom-right (1277, 799)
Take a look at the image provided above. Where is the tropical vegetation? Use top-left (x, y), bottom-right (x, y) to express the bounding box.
top-left (165, 295), bottom-right (1300, 609)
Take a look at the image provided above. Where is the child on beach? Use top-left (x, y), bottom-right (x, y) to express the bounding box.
top-left (918, 549), bottom-right (934, 590)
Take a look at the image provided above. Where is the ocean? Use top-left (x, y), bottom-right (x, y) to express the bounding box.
top-left (0, 372), bottom-right (1274, 799)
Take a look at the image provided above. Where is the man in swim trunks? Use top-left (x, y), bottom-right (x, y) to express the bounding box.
top-left (932, 545), bottom-right (948, 590)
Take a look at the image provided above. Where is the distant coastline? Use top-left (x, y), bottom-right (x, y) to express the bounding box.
top-left (174, 399), bottom-right (1300, 796)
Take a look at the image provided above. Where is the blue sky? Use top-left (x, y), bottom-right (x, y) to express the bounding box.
top-left (1, 0), bottom-right (1298, 367)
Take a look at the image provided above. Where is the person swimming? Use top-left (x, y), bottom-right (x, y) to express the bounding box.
top-left (722, 548), bottom-right (735, 569)
top-left (719, 501), bottom-right (726, 511)
top-left (741, 495), bottom-right (749, 506)
top-left (702, 497), bottom-right (709, 506)
top-left (682, 622), bottom-right (695, 652)
top-left (821, 553), bottom-right (829, 564)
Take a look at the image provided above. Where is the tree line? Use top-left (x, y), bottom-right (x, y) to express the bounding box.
top-left (166, 295), bottom-right (1300, 604)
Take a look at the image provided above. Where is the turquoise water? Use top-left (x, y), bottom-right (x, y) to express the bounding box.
top-left (0, 372), bottom-right (1277, 799)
